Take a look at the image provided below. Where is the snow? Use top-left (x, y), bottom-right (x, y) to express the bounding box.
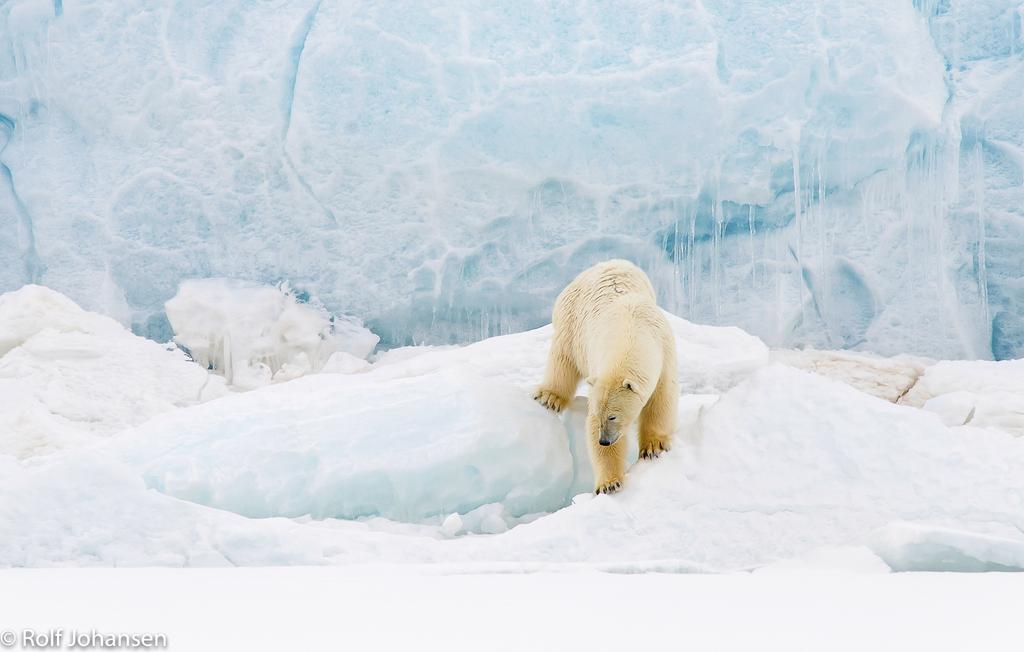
top-left (319, 350), bottom-right (372, 374)
top-left (901, 359), bottom-right (1024, 435)
top-left (772, 349), bottom-right (932, 403)
top-left (3, 2), bottom-right (1024, 642)
top-left (0, 286), bottom-right (226, 459)
top-left (753, 546), bottom-right (892, 575)
top-left (870, 522), bottom-right (1024, 572)
top-left (106, 310), bottom-right (764, 524)
top-left (165, 278), bottom-right (378, 389)
top-left (2, 285), bottom-right (1024, 576)
top-left (772, 351), bottom-right (1024, 437)
top-left (1, 1), bottom-right (1022, 360)
top-left (465, 365), bottom-right (1024, 571)
top-left (115, 369), bottom-right (575, 522)
top-left (2, 569), bottom-right (1024, 652)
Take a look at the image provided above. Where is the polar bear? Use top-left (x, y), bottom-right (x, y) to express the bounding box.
top-left (534, 259), bottom-right (678, 494)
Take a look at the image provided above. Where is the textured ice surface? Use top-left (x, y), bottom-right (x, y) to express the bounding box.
top-left (1, 1), bottom-right (1022, 359)
top-left (165, 278), bottom-right (378, 389)
top-left (901, 358), bottom-right (1024, 435)
top-left (0, 285), bottom-right (225, 458)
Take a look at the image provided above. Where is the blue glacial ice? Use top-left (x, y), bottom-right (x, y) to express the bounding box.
top-left (0, 1), bottom-right (1022, 358)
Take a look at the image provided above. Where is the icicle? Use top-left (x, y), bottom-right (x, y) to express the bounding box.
top-left (973, 143), bottom-right (991, 330)
top-left (747, 204), bottom-right (756, 288)
top-left (792, 145), bottom-right (805, 321)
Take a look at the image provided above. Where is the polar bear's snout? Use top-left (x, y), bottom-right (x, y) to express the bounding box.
top-left (599, 417), bottom-right (621, 446)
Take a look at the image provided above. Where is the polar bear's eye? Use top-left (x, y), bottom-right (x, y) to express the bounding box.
top-left (607, 415), bottom-right (617, 421)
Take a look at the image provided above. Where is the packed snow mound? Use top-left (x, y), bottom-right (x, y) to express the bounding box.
top-left (0, 453), bottom-right (385, 567)
top-left (7, 363), bottom-right (1024, 571)
top-left (113, 312), bottom-right (764, 522)
top-left (901, 359), bottom-right (1024, 436)
top-left (455, 365), bottom-right (1024, 570)
top-left (165, 279), bottom-right (379, 389)
top-left (115, 370), bottom-right (573, 522)
top-left (773, 349), bottom-right (932, 403)
top-left (0, 284), bottom-right (126, 356)
top-left (0, 286), bottom-right (226, 458)
top-left (7, 0), bottom-right (1023, 360)
top-left (666, 318), bottom-right (770, 394)
top-left (773, 352), bottom-right (1024, 437)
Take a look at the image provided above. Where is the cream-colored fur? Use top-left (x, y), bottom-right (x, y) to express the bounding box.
top-left (534, 260), bottom-right (678, 494)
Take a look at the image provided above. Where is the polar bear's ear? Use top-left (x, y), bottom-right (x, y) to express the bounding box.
top-left (623, 380), bottom-right (636, 392)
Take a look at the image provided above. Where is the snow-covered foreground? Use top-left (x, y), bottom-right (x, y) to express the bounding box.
top-left (2, 568), bottom-right (1023, 652)
top-left (2, 286), bottom-right (1023, 571)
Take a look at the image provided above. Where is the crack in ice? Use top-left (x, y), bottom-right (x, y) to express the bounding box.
top-left (0, 113), bottom-right (43, 284)
top-left (280, 0), bottom-right (337, 228)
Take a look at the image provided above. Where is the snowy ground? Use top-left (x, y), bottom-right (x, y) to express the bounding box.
top-left (1, 568), bottom-right (1023, 652)
top-left (2, 285), bottom-right (1024, 573)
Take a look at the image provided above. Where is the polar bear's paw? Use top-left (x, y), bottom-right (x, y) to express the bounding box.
top-left (533, 387), bottom-right (569, 413)
top-left (638, 440), bottom-right (670, 460)
top-left (594, 478), bottom-right (622, 495)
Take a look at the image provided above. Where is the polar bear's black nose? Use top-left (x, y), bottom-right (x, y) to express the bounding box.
top-left (599, 426), bottom-right (620, 446)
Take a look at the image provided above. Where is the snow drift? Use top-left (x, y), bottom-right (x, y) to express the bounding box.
top-left (3, 286), bottom-right (1024, 572)
top-left (902, 359), bottom-right (1024, 436)
top-left (0, 285), bottom-right (226, 458)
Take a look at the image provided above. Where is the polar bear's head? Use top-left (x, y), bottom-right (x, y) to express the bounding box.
top-left (591, 378), bottom-right (645, 446)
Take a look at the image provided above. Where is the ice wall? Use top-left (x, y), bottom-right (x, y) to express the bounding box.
top-left (0, 1), bottom-right (1021, 358)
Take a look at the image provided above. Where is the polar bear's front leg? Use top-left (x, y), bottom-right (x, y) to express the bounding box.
top-left (533, 342), bottom-right (580, 413)
top-left (589, 417), bottom-right (626, 494)
top-left (638, 375), bottom-right (677, 460)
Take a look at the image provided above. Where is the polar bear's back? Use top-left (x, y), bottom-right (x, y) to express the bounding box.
top-left (553, 259), bottom-right (655, 318)
top-left (551, 259), bottom-right (667, 378)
